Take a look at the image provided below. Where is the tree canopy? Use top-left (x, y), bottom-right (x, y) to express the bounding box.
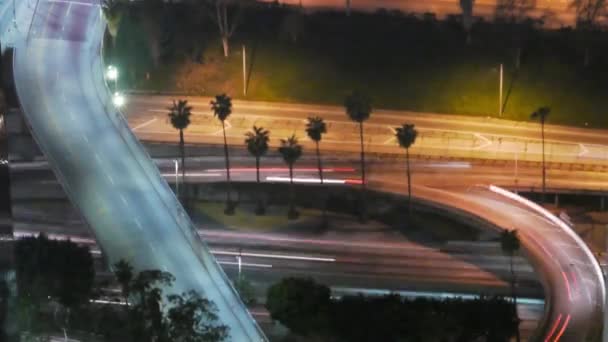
top-left (267, 277), bottom-right (518, 342)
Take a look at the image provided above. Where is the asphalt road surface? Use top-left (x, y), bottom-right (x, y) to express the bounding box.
top-left (9, 157), bottom-right (606, 340)
top-left (3, 0), bottom-right (605, 341)
top-left (10, 0), bottom-right (266, 340)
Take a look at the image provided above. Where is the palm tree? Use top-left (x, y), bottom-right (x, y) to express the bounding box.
top-left (211, 94), bottom-right (235, 215)
top-left (306, 116), bottom-right (328, 225)
top-left (101, 0), bottom-right (123, 47)
top-left (530, 107), bottom-right (550, 203)
top-left (245, 126), bottom-right (270, 215)
top-left (395, 124), bottom-right (418, 217)
top-left (345, 90), bottom-right (372, 221)
top-left (168, 99), bottom-right (192, 200)
top-left (500, 228), bottom-right (521, 342)
top-left (278, 134), bottom-right (303, 220)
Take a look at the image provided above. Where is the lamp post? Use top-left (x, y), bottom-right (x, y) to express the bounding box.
top-left (499, 63), bottom-right (503, 117)
top-left (106, 65), bottom-right (118, 92)
top-left (173, 159), bottom-right (179, 196)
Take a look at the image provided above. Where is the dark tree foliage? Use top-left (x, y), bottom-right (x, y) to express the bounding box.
top-left (167, 290), bottom-right (229, 342)
top-left (266, 277), bottom-right (331, 335)
top-left (14, 234), bottom-right (94, 309)
top-left (267, 278), bottom-right (518, 342)
top-left (0, 278), bottom-right (7, 341)
top-left (106, 260), bottom-right (229, 342)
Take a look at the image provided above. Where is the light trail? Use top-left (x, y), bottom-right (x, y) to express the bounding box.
top-left (266, 176), bottom-right (363, 185)
top-left (160, 172), bottom-right (222, 178)
top-left (201, 230), bottom-right (433, 251)
top-left (207, 167), bottom-right (355, 173)
top-left (561, 271), bottom-right (572, 302)
top-left (212, 250), bottom-right (336, 262)
top-left (266, 176), bottom-right (346, 184)
top-left (544, 314), bottom-right (562, 342)
top-left (218, 261), bottom-right (273, 268)
top-left (553, 314), bottom-right (571, 342)
top-left (489, 185), bottom-right (606, 304)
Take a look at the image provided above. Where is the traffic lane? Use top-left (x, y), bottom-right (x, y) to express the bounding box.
top-left (128, 114), bottom-right (608, 166)
top-left (126, 95), bottom-right (608, 147)
top-left (10, 157), bottom-right (608, 197)
top-left (17, 4), bottom-right (267, 341)
top-left (453, 189), bottom-right (603, 341)
top-left (367, 180), bottom-right (602, 341)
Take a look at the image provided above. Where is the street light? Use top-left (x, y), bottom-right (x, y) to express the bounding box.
top-left (106, 65), bottom-right (118, 91)
top-left (112, 92), bottom-right (125, 108)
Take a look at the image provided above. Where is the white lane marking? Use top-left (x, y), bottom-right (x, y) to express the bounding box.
top-left (473, 133), bottom-right (492, 150)
top-left (218, 261), bottom-right (273, 268)
top-left (82, 134), bottom-right (89, 143)
top-left (94, 153), bottom-right (102, 164)
top-left (131, 117), bottom-right (158, 131)
top-left (106, 173), bottom-right (115, 185)
top-left (61, 3), bottom-right (72, 32)
top-left (212, 119), bottom-right (232, 136)
top-left (120, 195), bottom-right (128, 207)
top-left (212, 250), bottom-right (335, 262)
top-left (383, 126), bottom-right (397, 145)
top-left (134, 218), bottom-right (143, 231)
top-left (578, 143), bottom-right (589, 157)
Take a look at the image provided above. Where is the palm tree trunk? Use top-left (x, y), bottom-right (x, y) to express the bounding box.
top-left (316, 142), bottom-right (324, 185)
top-left (222, 120), bottom-right (232, 206)
top-left (179, 129), bottom-right (185, 200)
top-left (406, 147), bottom-right (412, 217)
top-left (289, 164), bottom-right (295, 215)
top-left (316, 142), bottom-right (327, 225)
top-left (256, 156), bottom-right (260, 184)
top-left (359, 122), bottom-right (367, 221)
top-left (510, 255), bottom-right (521, 342)
top-left (256, 156), bottom-right (263, 214)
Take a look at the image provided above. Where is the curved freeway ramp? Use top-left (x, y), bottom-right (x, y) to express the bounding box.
top-left (372, 180), bottom-right (606, 341)
top-left (12, 0), bottom-right (266, 340)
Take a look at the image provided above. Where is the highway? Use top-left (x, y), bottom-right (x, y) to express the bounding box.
top-left (3, 0), bottom-right (605, 341)
top-left (9, 156), bottom-right (607, 340)
top-left (9, 220), bottom-right (545, 340)
top-left (126, 96), bottom-right (608, 192)
top-left (10, 0), bottom-right (266, 340)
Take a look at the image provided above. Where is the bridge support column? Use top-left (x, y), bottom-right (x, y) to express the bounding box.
top-left (554, 194), bottom-right (559, 208)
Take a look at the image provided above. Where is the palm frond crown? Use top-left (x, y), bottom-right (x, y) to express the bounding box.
top-left (211, 94), bottom-right (233, 122)
top-left (168, 100), bottom-right (192, 131)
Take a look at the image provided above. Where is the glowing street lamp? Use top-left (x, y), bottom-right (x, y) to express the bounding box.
top-left (112, 92), bottom-right (125, 108)
top-left (106, 65), bottom-right (118, 91)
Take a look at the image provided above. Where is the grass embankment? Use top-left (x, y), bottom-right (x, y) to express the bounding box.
top-left (112, 6), bottom-right (608, 128)
top-left (192, 202), bottom-right (322, 232)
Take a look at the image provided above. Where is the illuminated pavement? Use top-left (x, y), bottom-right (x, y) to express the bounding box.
top-left (4, 0), bottom-right (605, 341)
top-left (11, 0), bottom-right (265, 340)
top-left (126, 96), bottom-right (608, 179)
top-left (371, 180), bottom-right (605, 341)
